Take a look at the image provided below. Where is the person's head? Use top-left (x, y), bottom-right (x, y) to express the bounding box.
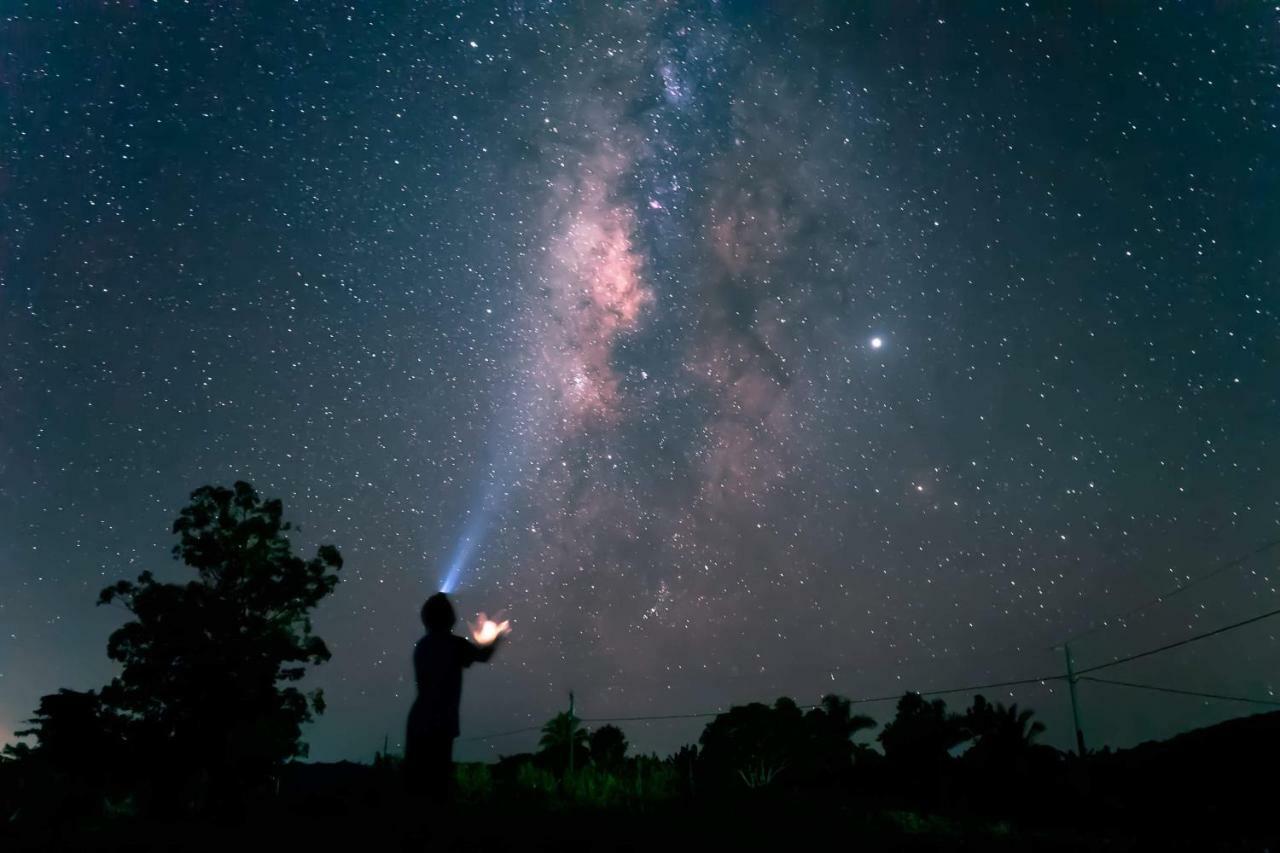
top-left (421, 593), bottom-right (456, 633)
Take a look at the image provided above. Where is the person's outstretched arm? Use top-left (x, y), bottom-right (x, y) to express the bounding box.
top-left (473, 634), bottom-right (502, 662)
top-left (460, 633), bottom-right (502, 665)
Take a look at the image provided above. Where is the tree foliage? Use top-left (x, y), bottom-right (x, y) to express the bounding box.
top-left (95, 481), bottom-right (342, 811)
top-left (12, 690), bottom-right (122, 776)
top-left (2, 689), bottom-right (129, 821)
top-left (588, 724), bottom-right (628, 771)
top-left (960, 694), bottom-right (1056, 806)
top-left (698, 695), bottom-right (876, 789)
top-left (537, 711), bottom-right (589, 773)
top-left (963, 694), bottom-right (1046, 759)
top-left (877, 692), bottom-right (969, 770)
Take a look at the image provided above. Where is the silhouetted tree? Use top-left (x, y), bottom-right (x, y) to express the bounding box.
top-left (699, 700), bottom-right (794, 790)
top-left (538, 711), bottom-right (588, 774)
top-left (13, 690), bottom-right (122, 774)
top-left (960, 695), bottom-right (1058, 811)
top-left (801, 694), bottom-right (877, 782)
top-left (879, 692), bottom-right (969, 768)
top-left (878, 692), bottom-right (968, 803)
top-left (815, 694), bottom-right (877, 738)
top-left (0, 745), bottom-right (23, 824)
top-left (964, 695), bottom-right (1045, 763)
top-left (668, 744), bottom-right (698, 796)
top-left (698, 696), bottom-right (870, 790)
top-left (588, 724), bottom-right (628, 771)
top-left (696, 696), bottom-right (878, 791)
top-left (3, 689), bottom-right (127, 820)
top-left (96, 481), bottom-right (342, 814)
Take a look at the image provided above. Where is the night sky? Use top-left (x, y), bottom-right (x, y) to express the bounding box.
top-left (3, 3), bottom-right (1278, 763)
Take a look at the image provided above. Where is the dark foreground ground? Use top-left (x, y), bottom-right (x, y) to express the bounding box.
top-left (9, 710), bottom-right (1280, 851)
top-left (5, 788), bottom-right (1276, 853)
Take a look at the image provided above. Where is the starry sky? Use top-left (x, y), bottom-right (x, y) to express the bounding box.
top-left (2, 3), bottom-right (1279, 763)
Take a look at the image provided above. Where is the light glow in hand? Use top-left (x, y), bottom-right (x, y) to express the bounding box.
top-left (470, 612), bottom-right (511, 646)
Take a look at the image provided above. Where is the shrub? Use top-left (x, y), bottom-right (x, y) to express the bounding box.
top-left (454, 762), bottom-right (493, 802)
top-left (515, 763), bottom-right (558, 797)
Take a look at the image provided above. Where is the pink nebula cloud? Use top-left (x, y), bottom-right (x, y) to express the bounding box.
top-left (536, 153), bottom-right (654, 432)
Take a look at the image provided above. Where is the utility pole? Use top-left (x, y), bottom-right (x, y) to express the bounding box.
top-left (1064, 643), bottom-right (1086, 756)
top-left (567, 690), bottom-right (577, 776)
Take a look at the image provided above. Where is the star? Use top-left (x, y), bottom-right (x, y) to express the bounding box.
top-left (3, 0), bottom-right (1273, 768)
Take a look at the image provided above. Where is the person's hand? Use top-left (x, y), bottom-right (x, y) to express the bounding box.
top-left (470, 613), bottom-right (511, 647)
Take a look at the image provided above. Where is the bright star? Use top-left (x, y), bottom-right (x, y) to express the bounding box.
top-left (870, 336), bottom-right (883, 349)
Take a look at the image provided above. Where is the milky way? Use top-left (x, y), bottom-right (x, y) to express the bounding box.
top-left (2, 3), bottom-right (1278, 762)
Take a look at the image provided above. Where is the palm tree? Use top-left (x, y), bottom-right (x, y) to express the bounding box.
top-left (819, 694), bottom-right (877, 739)
top-left (965, 695), bottom-right (1046, 762)
top-left (538, 711), bottom-right (588, 773)
top-left (879, 692), bottom-right (968, 768)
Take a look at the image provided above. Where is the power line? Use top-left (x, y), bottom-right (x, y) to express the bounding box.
top-left (460, 604), bottom-right (1280, 744)
top-left (1058, 537), bottom-right (1280, 646)
top-left (846, 674), bottom-right (1065, 705)
top-left (588, 675), bottom-right (1067, 725)
top-left (581, 710), bottom-right (724, 723)
top-left (465, 675), bottom-right (1065, 742)
top-left (1074, 605), bottom-right (1280, 676)
top-left (457, 724), bottom-right (543, 743)
top-left (1080, 676), bottom-right (1280, 708)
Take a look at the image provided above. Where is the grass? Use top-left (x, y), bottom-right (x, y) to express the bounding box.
top-left (5, 760), bottom-right (1271, 852)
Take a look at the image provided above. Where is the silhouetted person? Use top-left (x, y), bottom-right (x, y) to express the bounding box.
top-left (404, 593), bottom-right (502, 803)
